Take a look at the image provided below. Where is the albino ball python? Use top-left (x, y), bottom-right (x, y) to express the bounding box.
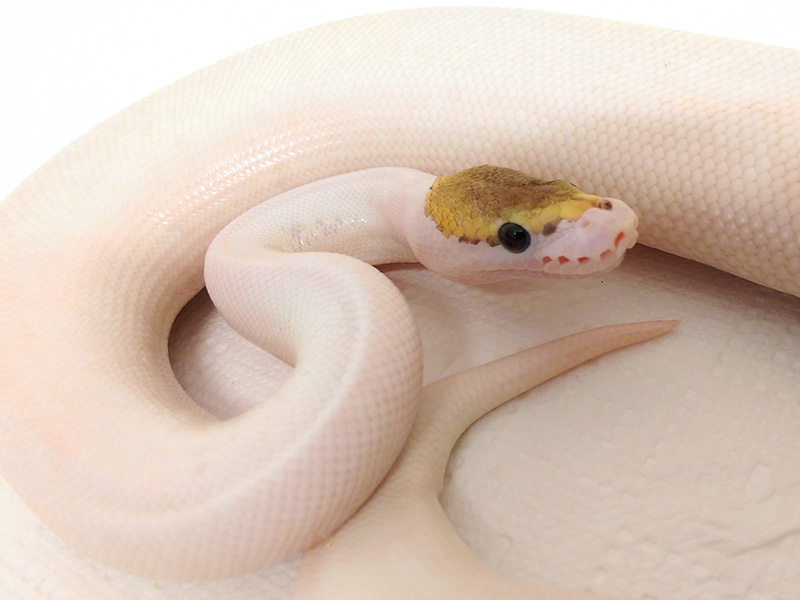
top-left (1, 7), bottom-right (800, 600)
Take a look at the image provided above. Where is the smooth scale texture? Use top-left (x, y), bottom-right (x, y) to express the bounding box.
top-left (1, 7), bottom-right (799, 600)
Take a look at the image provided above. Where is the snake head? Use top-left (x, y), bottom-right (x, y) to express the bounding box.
top-left (407, 165), bottom-right (639, 284)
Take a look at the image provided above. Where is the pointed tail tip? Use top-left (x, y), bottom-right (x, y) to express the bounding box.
top-left (608, 318), bottom-right (680, 347)
top-left (642, 318), bottom-right (681, 332)
top-left (644, 318), bottom-right (681, 334)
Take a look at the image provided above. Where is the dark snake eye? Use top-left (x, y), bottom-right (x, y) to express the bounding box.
top-left (497, 222), bottom-right (531, 253)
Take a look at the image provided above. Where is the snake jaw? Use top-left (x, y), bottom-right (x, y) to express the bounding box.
top-left (532, 197), bottom-right (639, 276)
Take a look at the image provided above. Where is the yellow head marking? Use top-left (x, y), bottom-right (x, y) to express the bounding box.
top-left (424, 165), bottom-right (609, 246)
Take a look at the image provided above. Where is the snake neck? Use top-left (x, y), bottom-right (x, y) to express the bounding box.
top-left (207, 167), bottom-right (437, 267)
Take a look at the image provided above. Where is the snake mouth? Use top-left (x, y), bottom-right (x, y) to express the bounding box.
top-left (529, 197), bottom-right (639, 277)
top-left (413, 189), bottom-right (639, 285)
top-left (535, 227), bottom-right (638, 276)
top-left (455, 199), bottom-right (639, 285)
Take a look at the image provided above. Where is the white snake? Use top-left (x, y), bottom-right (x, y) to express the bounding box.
top-left (1, 7), bottom-right (799, 600)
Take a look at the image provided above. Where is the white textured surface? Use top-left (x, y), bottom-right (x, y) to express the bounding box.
top-left (1, 5), bottom-right (800, 600)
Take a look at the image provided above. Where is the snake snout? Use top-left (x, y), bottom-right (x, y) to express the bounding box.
top-left (533, 197), bottom-right (639, 276)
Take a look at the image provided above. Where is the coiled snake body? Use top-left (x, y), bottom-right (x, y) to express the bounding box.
top-left (1, 8), bottom-right (799, 600)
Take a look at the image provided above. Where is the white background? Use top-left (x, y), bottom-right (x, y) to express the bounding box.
top-left (1, 0), bottom-right (799, 199)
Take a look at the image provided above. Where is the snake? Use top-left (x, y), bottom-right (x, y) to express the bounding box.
top-left (1, 7), bottom-right (799, 600)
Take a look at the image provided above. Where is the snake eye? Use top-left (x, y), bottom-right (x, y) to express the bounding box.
top-left (497, 222), bottom-right (531, 253)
